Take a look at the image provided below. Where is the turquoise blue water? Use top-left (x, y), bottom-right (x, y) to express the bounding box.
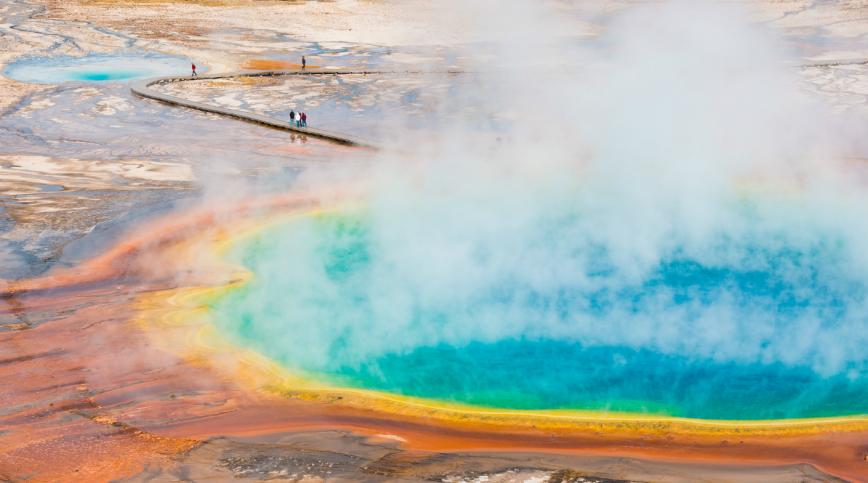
top-left (4, 53), bottom-right (191, 84)
top-left (328, 340), bottom-right (867, 419)
top-left (72, 70), bottom-right (145, 81)
top-left (211, 212), bottom-right (868, 420)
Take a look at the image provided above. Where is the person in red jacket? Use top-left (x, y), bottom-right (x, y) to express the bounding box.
top-left (301, 112), bottom-right (307, 127)
top-left (191, 63), bottom-right (198, 77)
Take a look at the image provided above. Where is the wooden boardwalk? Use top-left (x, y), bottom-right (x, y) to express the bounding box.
top-left (131, 69), bottom-right (459, 148)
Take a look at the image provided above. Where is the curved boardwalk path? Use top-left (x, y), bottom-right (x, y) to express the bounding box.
top-left (132, 69), bottom-right (457, 149)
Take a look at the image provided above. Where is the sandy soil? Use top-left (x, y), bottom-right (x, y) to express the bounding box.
top-left (158, 432), bottom-right (846, 482)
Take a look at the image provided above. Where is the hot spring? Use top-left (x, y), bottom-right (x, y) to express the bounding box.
top-left (3, 53), bottom-right (191, 83)
top-left (183, 0), bottom-right (866, 425)
top-left (208, 195), bottom-right (868, 421)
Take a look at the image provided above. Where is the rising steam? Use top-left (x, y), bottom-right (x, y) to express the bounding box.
top-left (216, 0), bottom-right (867, 382)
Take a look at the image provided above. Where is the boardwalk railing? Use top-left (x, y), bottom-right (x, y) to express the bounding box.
top-left (130, 69), bottom-right (401, 148)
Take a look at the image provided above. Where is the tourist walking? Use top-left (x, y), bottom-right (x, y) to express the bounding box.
top-left (289, 110), bottom-right (296, 126)
top-left (191, 63), bottom-right (197, 77)
top-left (301, 56), bottom-right (306, 69)
top-left (301, 112), bottom-right (307, 127)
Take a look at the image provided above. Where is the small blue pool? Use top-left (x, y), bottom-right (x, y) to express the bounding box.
top-left (3, 53), bottom-right (192, 84)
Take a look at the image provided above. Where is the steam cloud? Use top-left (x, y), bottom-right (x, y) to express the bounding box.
top-left (218, 0), bottom-right (868, 381)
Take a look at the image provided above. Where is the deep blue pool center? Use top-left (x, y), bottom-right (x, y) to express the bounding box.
top-left (3, 53), bottom-right (193, 84)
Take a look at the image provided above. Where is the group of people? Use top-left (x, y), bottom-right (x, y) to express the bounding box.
top-left (190, 59), bottom-right (311, 129)
top-left (289, 110), bottom-right (307, 128)
top-left (289, 57), bottom-right (309, 129)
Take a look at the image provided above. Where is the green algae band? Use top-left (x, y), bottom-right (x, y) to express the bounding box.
top-left (211, 210), bottom-right (868, 421)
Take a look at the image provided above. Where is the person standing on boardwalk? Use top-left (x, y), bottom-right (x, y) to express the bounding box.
top-left (301, 112), bottom-right (307, 127)
top-left (191, 63), bottom-right (198, 77)
top-left (301, 56), bottom-right (306, 69)
top-left (289, 110), bottom-right (296, 126)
